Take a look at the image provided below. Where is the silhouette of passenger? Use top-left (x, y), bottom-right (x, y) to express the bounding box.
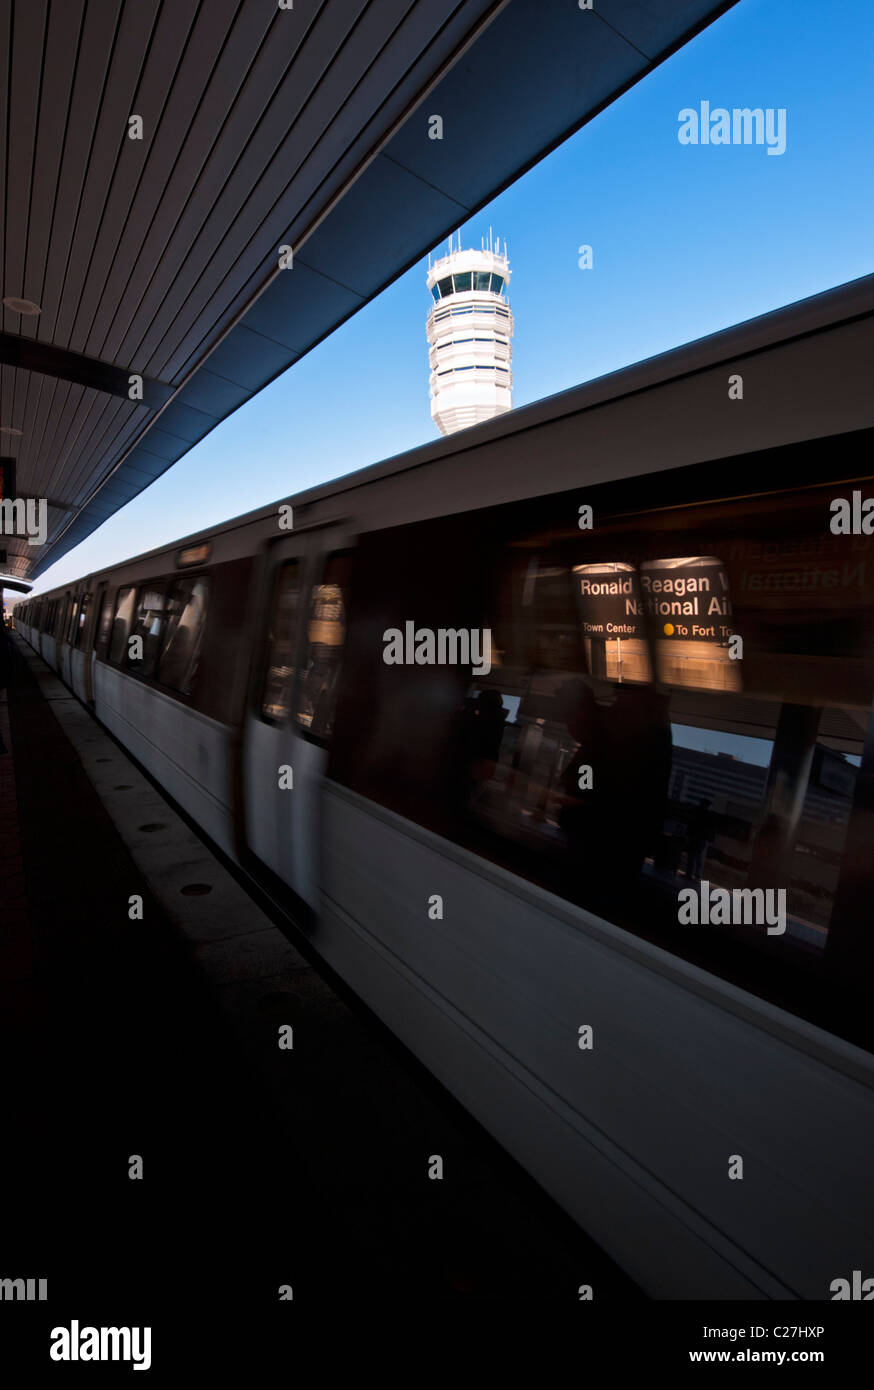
top-left (469, 689), bottom-right (508, 784)
top-left (306, 649), bottom-right (341, 736)
top-left (596, 683), bottom-right (673, 902)
top-left (686, 797), bottom-right (715, 880)
top-left (557, 679), bottom-right (604, 900)
top-left (448, 689), bottom-right (508, 821)
top-left (161, 623), bottom-right (192, 686)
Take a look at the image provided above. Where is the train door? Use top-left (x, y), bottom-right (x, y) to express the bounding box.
top-left (243, 526), bottom-right (354, 910)
top-left (60, 591), bottom-right (78, 688)
top-left (89, 582), bottom-right (107, 705)
top-left (75, 587), bottom-right (95, 704)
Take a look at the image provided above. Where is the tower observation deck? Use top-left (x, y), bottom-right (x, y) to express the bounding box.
top-left (426, 234), bottom-right (514, 436)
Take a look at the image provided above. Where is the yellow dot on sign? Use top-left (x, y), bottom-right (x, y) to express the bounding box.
top-left (663, 623), bottom-right (675, 636)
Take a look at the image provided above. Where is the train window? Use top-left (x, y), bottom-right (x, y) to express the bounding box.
top-left (95, 589), bottom-right (112, 653)
top-left (126, 586), bottom-right (166, 677)
top-left (294, 552), bottom-right (352, 742)
top-left (458, 485), bottom-right (874, 984)
top-left (75, 592), bottom-right (92, 648)
top-left (66, 597), bottom-right (79, 644)
top-left (260, 560), bottom-right (301, 721)
top-left (157, 576), bottom-right (209, 694)
top-left (108, 587), bottom-right (136, 664)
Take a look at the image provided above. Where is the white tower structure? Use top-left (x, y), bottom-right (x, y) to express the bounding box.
top-left (426, 230), bottom-right (513, 435)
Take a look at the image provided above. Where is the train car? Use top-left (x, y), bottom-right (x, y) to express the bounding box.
top-left (15, 273), bottom-right (874, 1299)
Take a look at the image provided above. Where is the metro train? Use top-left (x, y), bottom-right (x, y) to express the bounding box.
top-left (15, 274), bottom-right (874, 1299)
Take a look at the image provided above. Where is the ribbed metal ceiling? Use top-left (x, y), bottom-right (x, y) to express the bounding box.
top-left (0, 0), bottom-right (737, 582)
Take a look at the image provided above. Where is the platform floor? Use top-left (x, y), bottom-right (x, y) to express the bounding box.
top-left (0, 633), bottom-right (640, 1322)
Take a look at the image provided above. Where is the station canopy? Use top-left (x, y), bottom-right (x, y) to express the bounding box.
top-left (0, 0), bottom-right (736, 584)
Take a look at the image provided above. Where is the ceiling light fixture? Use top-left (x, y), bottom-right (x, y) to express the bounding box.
top-left (2, 296), bottom-right (41, 315)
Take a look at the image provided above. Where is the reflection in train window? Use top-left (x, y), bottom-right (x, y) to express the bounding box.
top-left (452, 555), bottom-right (590, 852)
top-left (664, 717), bottom-right (862, 949)
top-left (96, 589), bottom-right (112, 652)
top-left (260, 560), bottom-right (301, 721)
top-left (445, 480), bottom-right (874, 975)
top-left (295, 552), bottom-right (352, 742)
top-left (157, 576), bottom-right (209, 694)
top-left (108, 587), bottom-right (136, 663)
top-left (65, 597), bottom-right (79, 643)
top-left (573, 561), bottom-right (651, 683)
top-left (127, 586), bottom-right (166, 676)
top-left (76, 592), bottom-right (92, 648)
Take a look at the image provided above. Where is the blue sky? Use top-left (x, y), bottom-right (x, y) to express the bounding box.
top-left (19, 0), bottom-right (874, 599)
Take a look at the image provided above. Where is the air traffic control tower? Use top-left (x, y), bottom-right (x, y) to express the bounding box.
top-left (426, 233), bottom-right (513, 435)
